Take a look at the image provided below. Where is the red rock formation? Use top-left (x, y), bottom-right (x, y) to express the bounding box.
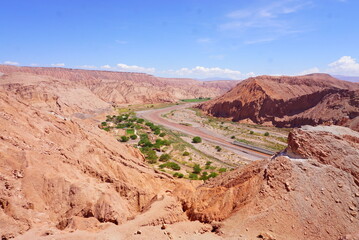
top-left (1, 70), bottom-right (358, 240)
top-left (180, 125), bottom-right (359, 240)
top-left (0, 85), bottom-right (183, 238)
top-left (198, 74), bottom-right (359, 130)
top-left (0, 65), bottom-right (239, 104)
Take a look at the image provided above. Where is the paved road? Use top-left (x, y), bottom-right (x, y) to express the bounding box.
top-left (137, 103), bottom-right (270, 161)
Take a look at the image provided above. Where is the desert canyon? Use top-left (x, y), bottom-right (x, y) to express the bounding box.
top-left (0, 65), bottom-right (358, 240)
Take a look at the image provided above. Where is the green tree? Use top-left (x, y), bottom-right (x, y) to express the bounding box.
top-left (130, 134), bottom-right (137, 140)
top-left (146, 150), bottom-right (158, 164)
top-left (159, 132), bottom-right (166, 137)
top-left (250, 131), bottom-right (254, 134)
top-left (192, 136), bottom-right (202, 143)
top-left (264, 132), bottom-right (270, 136)
top-left (215, 146), bottom-right (222, 152)
top-left (101, 122), bottom-right (107, 126)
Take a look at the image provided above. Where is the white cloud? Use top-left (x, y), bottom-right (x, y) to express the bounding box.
top-left (327, 56), bottom-right (359, 76)
top-left (299, 67), bottom-right (320, 75)
top-left (162, 66), bottom-right (254, 80)
top-left (100, 65), bottom-right (112, 69)
top-left (30, 63), bottom-right (38, 66)
top-left (77, 65), bottom-right (97, 69)
top-left (220, 1), bottom-right (312, 43)
top-left (3, 61), bottom-right (19, 65)
top-left (51, 63), bottom-right (65, 67)
top-left (116, 63), bottom-right (155, 74)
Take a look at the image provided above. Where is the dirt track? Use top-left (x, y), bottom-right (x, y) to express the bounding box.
top-left (137, 103), bottom-right (270, 161)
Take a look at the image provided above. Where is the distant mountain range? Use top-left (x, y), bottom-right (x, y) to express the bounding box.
top-left (333, 75), bottom-right (359, 82)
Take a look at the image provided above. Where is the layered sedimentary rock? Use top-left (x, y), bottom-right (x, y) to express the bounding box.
top-left (0, 71), bottom-right (189, 239)
top-left (0, 65), bottom-right (239, 104)
top-left (198, 74), bottom-right (359, 130)
top-left (180, 125), bottom-right (359, 240)
top-left (1, 71), bottom-right (358, 240)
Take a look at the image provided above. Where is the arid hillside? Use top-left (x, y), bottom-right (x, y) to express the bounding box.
top-left (0, 77), bottom-right (189, 239)
top-left (0, 65), bottom-right (239, 104)
top-left (0, 71), bottom-right (358, 240)
top-left (179, 125), bottom-right (359, 240)
top-left (198, 74), bottom-right (359, 130)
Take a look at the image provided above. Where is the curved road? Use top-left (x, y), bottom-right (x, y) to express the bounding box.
top-left (137, 103), bottom-right (270, 161)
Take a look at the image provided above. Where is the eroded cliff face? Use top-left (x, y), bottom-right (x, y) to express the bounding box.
top-left (0, 74), bottom-right (183, 239)
top-left (180, 125), bottom-right (359, 240)
top-left (198, 74), bottom-right (359, 131)
top-left (0, 65), bottom-right (239, 104)
top-left (1, 71), bottom-right (358, 240)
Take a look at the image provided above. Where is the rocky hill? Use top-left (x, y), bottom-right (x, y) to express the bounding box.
top-left (198, 74), bottom-right (359, 131)
top-left (1, 71), bottom-right (358, 239)
top-left (0, 65), bottom-right (239, 104)
top-left (179, 125), bottom-right (359, 240)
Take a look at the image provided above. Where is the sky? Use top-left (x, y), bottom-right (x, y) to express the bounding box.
top-left (1, 0), bottom-right (359, 79)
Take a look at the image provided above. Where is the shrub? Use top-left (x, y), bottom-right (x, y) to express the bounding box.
top-left (215, 146), bottom-right (222, 152)
top-left (264, 132), bottom-right (270, 136)
top-left (205, 161), bottom-right (212, 169)
top-left (136, 118), bottom-right (145, 124)
top-left (101, 122), bottom-right (107, 126)
top-left (183, 151), bottom-right (190, 156)
top-left (200, 171), bottom-right (209, 180)
top-left (192, 136), bottom-right (202, 143)
top-left (120, 136), bottom-right (129, 142)
top-left (154, 129), bottom-right (161, 135)
top-left (159, 162), bottom-right (180, 171)
top-left (116, 123), bottom-right (126, 129)
top-left (231, 135), bottom-right (235, 139)
top-left (250, 131), bottom-right (254, 134)
top-left (169, 162), bottom-right (180, 171)
top-left (130, 134), bottom-right (137, 140)
top-left (159, 132), bottom-right (166, 137)
top-left (208, 172), bottom-right (218, 178)
top-left (193, 164), bottom-right (202, 174)
top-left (219, 168), bottom-right (227, 173)
top-left (173, 172), bottom-right (184, 178)
top-left (189, 173), bottom-right (198, 180)
top-left (159, 153), bottom-right (171, 162)
top-left (103, 127), bottom-right (110, 132)
top-left (146, 150), bottom-right (158, 163)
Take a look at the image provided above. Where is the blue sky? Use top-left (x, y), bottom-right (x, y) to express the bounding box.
top-left (1, 0), bottom-right (359, 79)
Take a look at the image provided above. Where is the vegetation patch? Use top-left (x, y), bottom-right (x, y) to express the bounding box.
top-left (180, 97), bottom-right (211, 102)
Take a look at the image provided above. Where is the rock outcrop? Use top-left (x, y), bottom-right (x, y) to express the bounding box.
top-left (180, 125), bottom-right (359, 240)
top-left (0, 65), bottom-right (239, 104)
top-left (198, 74), bottom-right (359, 131)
